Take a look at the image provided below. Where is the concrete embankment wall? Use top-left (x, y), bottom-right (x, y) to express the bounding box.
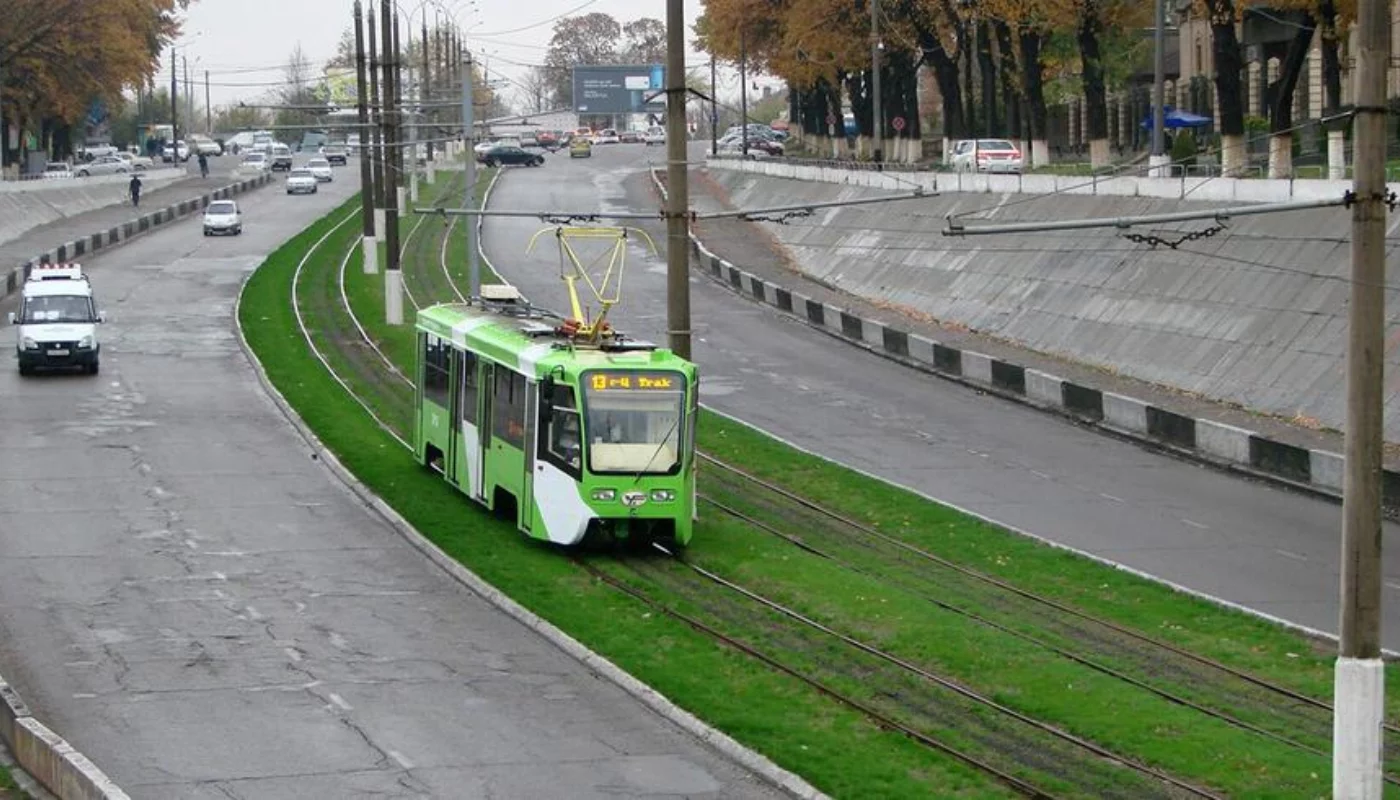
top-left (704, 160), bottom-right (1400, 440)
top-left (0, 168), bottom-right (185, 247)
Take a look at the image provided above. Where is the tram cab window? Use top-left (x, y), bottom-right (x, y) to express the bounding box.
top-left (421, 334), bottom-right (451, 408)
top-left (459, 351), bottom-right (478, 424)
top-left (493, 368), bottom-right (526, 447)
top-left (540, 382), bottom-right (581, 476)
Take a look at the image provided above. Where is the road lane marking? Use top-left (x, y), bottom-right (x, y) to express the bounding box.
top-left (389, 750), bottom-right (415, 770)
top-left (1099, 493), bottom-right (1125, 503)
top-left (1181, 519), bottom-right (1210, 530)
top-left (1386, 581), bottom-right (1400, 592)
top-left (1274, 549), bottom-right (1308, 562)
top-left (328, 693), bottom-right (352, 711)
top-left (1030, 470), bottom-right (1050, 479)
top-left (284, 647), bottom-right (303, 662)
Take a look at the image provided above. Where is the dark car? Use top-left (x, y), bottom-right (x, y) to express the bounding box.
top-left (537, 131), bottom-right (559, 149)
top-left (476, 145), bottom-right (544, 167)
top-left (619, 129), bottom-right (641, 144)
top-left (323, 144), bottom-right (349, 166)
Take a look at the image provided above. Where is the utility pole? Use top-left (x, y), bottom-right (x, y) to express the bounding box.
top-left (368, 4), bottom-right (385, 238)
top-left (1335, 0), bottom-right (1390, 794)
top-left (170, 49), bottom-right (178, 155)
top-left (1149, 0), bottom-right (1168, 178)
top-left (354, 0), bottom-right (378, 274)
top-left (184, 56), bottom-right (192, 134)
top-left (464, 48), bottom-right (480, 301)
top-left (740, 30), bottom-right (748, 158)
top-left (204, 70), bottom-right (211, 134)
top-left (710, 58), bottom-right (718, 157)
top-left (871, 0), bottom-right (883, 164)
top-left (664, 0), bottom-right (691, 359)
top-left (423, 18), bottom-right (433, 165)
top-left (392, 11), bottom-right (405, 212)
top-left (381, 0), bottom-right (403, 324)
top-left (408, 24), bottom-right (420, 204)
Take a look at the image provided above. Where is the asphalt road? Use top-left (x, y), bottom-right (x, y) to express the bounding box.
top-left (0, 157), bottom-right (782, 798)
top-left (480, 142), bottom-right (1400, 649)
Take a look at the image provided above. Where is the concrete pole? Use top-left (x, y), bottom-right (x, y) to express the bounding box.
top-left (710, 58), bottom-right (718, 157)
top-left (464, 48), bottom-right (480, 302)
top-left (204, 70), bottom-right (211, 135)
top-left (408, 25), bottom-right (420, 205)
top-left (664, 0), bottom-right (691, 359)
top-left (393, 11), bottom-right (407, 218)
top-left (381, 0), bottom-right (403, 325)
top-left (354, 0), bottom-right (378, 274)
top-left (1334, 0), bottom-right (1390, 795)
top-left (1149, 0), bottom-right (1170, 178)
top-left (170, 49), bottom-right (178, 154)
top-left (871, 0), bottom-right (883, 164)
top-left (368, 6), bottom-right (386, 237)
top-left (740, 30), bottom-right (748, 158)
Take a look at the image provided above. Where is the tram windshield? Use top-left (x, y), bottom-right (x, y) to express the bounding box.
top-left (582, 370), bottom-right (686, 474)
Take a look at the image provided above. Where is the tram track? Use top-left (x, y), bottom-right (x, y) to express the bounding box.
top-left (277, 170), bottom-right (1359, 797)
top-left (696, 455), bottom-right (1400, 781)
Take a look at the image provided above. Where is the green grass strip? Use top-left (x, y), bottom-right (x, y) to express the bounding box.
top-left (247, 176), bottom-right (1400, 798)
top-left (242, 190), bottom-right (1005, 798)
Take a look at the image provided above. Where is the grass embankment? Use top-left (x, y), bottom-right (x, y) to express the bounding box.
top-left (0, 764), bottom-right (18, 798)
top-left (242, 170), bottom-right (1400, 797)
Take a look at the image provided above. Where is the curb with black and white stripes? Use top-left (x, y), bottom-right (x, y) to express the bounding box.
top-left (3, 173), bottom-right (274, 303)
top-left (651, 169), bottom-right (1381, 507)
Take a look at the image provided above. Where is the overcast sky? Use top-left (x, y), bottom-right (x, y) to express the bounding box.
top-left (173, 0), bottom-right (779, 111)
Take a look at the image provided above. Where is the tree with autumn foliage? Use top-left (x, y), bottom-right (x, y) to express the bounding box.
top-left (0, 0), bottom-right (190, 168)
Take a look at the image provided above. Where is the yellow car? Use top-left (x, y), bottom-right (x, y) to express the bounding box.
top-left (569, 138), bottom-right (593, 158)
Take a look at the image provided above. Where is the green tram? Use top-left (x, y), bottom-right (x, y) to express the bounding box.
top-left (412, 284), bottom-right (699, 547)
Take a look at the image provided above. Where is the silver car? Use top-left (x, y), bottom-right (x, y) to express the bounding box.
top-left (285, 168), bottom-right (318, 194)
top-left (75, 156), bottom-right (129, 177)
top-left (203, 200), bottom-right (242, 236)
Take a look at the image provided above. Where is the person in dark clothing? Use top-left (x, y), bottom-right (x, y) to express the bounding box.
top-left (129, 174), bottom-right (142, 207)
top-left (197, 152), bottom-right (208, 178)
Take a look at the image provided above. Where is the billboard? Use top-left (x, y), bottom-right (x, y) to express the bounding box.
top-left (572, 65), bottom-right (666, 115)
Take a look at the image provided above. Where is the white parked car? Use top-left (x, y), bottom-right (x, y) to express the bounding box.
top-left (285, 168), bottom-right (318, 194)
top-left (949, 139), bottom-right (1024, 174)
top-left (593, 128), bottom-right (620, 144)
top-left (202, 200), bottom-right (242, 236)
top-left (162, 140), bottom-right (190, 162)
top-left (642, 126), bottom-right (666, 146)
top-left (40, 162), bottom-right (73, 179)
top-left (305, 158), bottom-right (334, 182)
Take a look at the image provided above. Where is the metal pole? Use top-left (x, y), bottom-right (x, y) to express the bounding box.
top-left (1149, 0), bottom-right (1168, 177)
top-left (170, 49), bottom-right (178, 154)
top-left (204, 70), bottom-right (211, 135)
top-left (423, 19), bottom-right (433, 164)
top-left (665, 0), bottom-right (691, 359)
top-left (1335, 0), bottom-right (1390, 794)
top-left (740, 30), bottom-right (748, 158)
top-left (382, 0), bottom-right (403, 324)
top-left (464, 48), bottom-right (480, 301)
top-left (871, 0), bottom-right (883, 164)
top-left (392, 11), bottom-right (404, 202)
top-left (368, 4), bottom-right (385, 235)
top-left (710, 58), bottom-right (718, 157)
top-left (354, 0), bottom-right (378, 274)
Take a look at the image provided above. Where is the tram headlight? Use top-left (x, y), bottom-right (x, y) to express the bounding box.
top-left (591, 488), bottom-right (617, 502)
top-left (649, 489), bottom-right (675, 502)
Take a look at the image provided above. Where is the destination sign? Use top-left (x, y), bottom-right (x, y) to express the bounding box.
top-left (589, 371), bottom-right (681, 392)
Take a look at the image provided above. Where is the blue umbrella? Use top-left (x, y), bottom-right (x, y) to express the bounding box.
top-left (1141, 106), bottom-right (1213, 130)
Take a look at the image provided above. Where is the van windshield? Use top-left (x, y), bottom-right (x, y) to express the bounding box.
top-left (20, 295), bottom-right (94, 324)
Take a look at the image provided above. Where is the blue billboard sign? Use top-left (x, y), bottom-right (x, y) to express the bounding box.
top-left (572, 65), bottom-right (666, 115)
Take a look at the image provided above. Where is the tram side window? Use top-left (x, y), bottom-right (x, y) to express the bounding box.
top-left (540, 383), bottom-right (581, 476)
top-left (492, 368), bottom-right (526, 448)
top-left (459, 351), bottom-right (478, 424)
top-left (422, 334), bottom-right (451, 408)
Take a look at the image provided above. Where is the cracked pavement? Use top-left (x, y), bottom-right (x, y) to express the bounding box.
top-left (0, 163), bottom-right (785, 799)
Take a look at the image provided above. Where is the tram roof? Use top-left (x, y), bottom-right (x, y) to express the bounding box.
top-left (415, 302), bottom-right (694, 379)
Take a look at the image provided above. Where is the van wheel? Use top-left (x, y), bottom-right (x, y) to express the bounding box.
top-left (88, 361), bottom-right (100, 376)
top-left (18, 363), bottom-right (32, 377)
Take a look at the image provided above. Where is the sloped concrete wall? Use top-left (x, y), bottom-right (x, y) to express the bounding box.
top-left (705, 166), bottom-right (1400, 439)
top-left (0, 168), bottom-right (185, 247)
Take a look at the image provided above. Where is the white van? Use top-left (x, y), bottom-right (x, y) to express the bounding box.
top-left (9, 263), bottom-right (105, 376)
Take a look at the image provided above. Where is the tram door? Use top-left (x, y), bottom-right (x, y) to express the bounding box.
top-left (477, 361), bottom-right (493, 503)
top-left (520, 380), bottom-right (537, 535)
